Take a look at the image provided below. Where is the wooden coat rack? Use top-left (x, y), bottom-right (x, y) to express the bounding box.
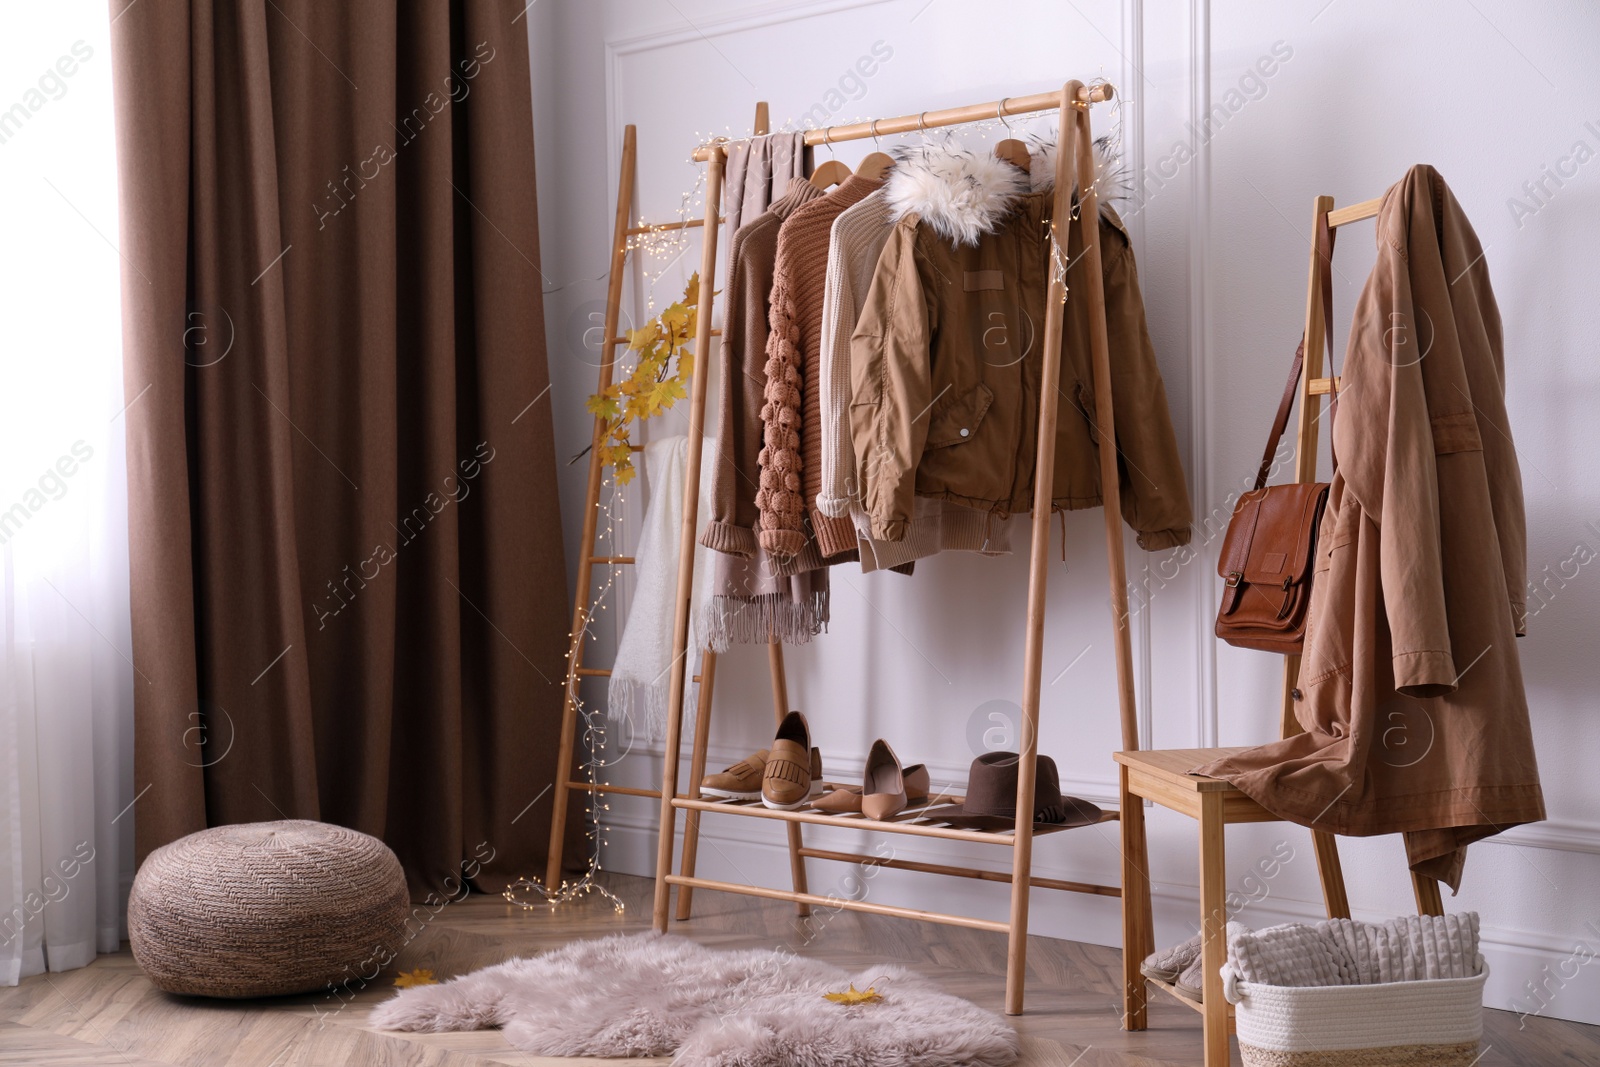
top-left (642, 79), bottom-right (1130, 1017)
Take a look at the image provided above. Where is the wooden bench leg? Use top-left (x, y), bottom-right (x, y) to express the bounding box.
top-left (1413, 872), bottom-right (1444, 916)
top-left (1198, 792), bottom-right (1231, 1067)
top-left (1120, 765), bottom-right (1152, 1031)
top-left (1311, 829), bottom-right (1352, 919)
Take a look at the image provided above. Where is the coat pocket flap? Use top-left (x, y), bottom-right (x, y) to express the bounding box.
top-left (926, 382), bottom-right (995, 449)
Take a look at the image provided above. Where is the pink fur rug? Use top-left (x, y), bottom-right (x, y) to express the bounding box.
top-left (369, 932), bottom-right (1019, 1066)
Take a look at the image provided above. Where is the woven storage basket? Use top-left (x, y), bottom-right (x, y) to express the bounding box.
top-left (1221, 956), bottom-right (1488, 1067)
top-left (128, 820), bottom-right (410, 998)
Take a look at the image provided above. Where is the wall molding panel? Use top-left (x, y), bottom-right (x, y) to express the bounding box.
top-left (541, 0), bottom-right (1600, 1029)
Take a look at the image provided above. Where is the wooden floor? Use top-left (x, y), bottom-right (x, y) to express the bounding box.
top-left (1, 871), bottom-right (1594, 1065)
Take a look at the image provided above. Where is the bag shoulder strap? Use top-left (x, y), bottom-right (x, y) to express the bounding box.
top-left (1253, 212), bottom-right (1337, 492)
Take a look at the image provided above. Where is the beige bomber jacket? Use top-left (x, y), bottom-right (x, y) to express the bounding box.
top-left (847, 142), bottom-right (1192, 550)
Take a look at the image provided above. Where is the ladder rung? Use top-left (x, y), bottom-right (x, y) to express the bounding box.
top-left (563, 781), bottom-right (660, 798)
top-left (1308, 376), bottom-right (1342, 395)
top-left (624, 216), bottom-right (719, 237)
top-left (589, 555), bottom-right (635, 565)
top-left (575, 665), bottom-right (698, 680)
top-left (608, 329), bottom-right (720, 346)
top-left (1327, 197), bottom-right (1382, 228)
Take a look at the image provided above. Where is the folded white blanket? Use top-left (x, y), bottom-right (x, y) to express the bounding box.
top-left (1226, 912), bottom-right (1480, 988)
top-left (609, 436), bottom-right (715, 741)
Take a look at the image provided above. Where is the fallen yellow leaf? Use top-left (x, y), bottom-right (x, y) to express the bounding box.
top-left (822, 983), bottom-right (884, 1005)
top-left (394, 968), bottom-right (439, 988)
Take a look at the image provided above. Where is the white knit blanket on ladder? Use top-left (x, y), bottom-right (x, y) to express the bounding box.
top-left (609, 435), bottom-right (715, 742)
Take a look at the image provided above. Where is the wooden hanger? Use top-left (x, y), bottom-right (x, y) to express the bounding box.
top-left (810, 125), bottom-right (852, 189)
top-left (810, 158), bottom-right (851, 189)
top-left (993, 98), bottom-right (1030, 172)
top-left (994, 139), bottom-right (1031, 171)
top-left (854, 151), bottom-right (893, 180)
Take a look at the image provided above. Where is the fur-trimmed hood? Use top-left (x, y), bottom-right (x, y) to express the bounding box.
top-left (883, 134), bottom-right (1126, 247)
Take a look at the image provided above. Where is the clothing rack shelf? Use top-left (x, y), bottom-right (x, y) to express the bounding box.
top-left (649, 78), bottom-right (1131, 1016)
top-left (674, 791), bottom-right (1120, 845)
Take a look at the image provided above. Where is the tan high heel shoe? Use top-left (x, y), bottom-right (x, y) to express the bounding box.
top-left (862, 739), bottom-right (911, 821)
top-left (813, 758), bottom-right (930, 814)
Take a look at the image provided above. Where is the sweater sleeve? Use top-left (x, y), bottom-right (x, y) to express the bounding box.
top-left (700, 226), bottom-right (754, 555)
top-left (849, 222), bottom-right (929, 542)
top-left (815, 219), bottom-right (855, 518)
top-left (756, 236), bottom-right (809, 558)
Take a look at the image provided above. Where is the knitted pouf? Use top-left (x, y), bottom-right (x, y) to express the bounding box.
top-left (128, 820), bottom-right (410, 998)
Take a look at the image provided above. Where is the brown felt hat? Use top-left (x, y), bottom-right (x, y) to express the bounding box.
top-left (921, 752), bottom-right (1103, 831)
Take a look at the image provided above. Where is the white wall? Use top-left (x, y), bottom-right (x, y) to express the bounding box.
top-left (527, 0), bottom-right (1600, 1027)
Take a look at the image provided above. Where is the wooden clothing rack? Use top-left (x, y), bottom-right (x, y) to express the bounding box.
top-left (646, 79), bottom-right (1130, 1016)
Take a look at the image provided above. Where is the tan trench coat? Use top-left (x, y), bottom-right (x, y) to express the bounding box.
top-left (1200, 166), bottom-right (1545, 890)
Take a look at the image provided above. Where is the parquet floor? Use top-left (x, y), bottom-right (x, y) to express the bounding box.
top-left (0, 872), bottom-right (1593, 1065)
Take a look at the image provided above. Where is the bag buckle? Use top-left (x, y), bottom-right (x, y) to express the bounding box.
top-left (1224, 572), bottom-right (1243, 588)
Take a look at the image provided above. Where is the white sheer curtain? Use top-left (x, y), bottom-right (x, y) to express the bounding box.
top-left (0, 2), bottom-right (132, 985)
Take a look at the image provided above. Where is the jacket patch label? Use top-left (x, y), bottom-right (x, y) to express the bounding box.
top-left (962, 270), bottom-right (1004, 292)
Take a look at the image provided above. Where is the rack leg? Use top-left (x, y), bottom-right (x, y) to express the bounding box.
top-left (1005, 82), bottom-right (1092, 1018)
top-left (651, 145), bottom-right (725, 932)
top-left (675, 649), bottom-right (718, 921)
top-left (768, 640), bottom-right (810, 918)
top-left (1120, 765), bottom-right (1153, 1031)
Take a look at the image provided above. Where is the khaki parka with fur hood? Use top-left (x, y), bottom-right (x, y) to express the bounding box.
top-left (848, 140), bottom-right (1192, 550)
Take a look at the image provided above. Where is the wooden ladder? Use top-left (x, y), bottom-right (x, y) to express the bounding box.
top-left (544, 113), bottom-right (811, 918)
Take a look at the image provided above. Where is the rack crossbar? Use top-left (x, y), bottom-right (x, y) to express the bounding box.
top-left (692, 84), bottom-right (1112, 160)
top-left (796, 846), bottom-right (1121, 897)
top-left (665, 874), bottom-right (1009, 933)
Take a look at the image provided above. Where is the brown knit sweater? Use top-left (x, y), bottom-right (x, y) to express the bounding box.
top-left (701, 181), bottom-right (824, 556)
top-left (758, 175), bottom-right (882, 558)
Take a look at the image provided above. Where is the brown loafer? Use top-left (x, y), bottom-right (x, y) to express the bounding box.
top-left (701, 749), bottom-right (768, 800)
top-left (762, 711), bottom-right (823, 810)
top-left (862, 739), bottom-right (908, 821)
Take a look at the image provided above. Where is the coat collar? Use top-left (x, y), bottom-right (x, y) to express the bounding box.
top-left (883, 134), bottom-right (1125, 246)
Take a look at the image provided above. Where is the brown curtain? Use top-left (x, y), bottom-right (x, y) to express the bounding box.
top-left (109, 0), bottom-right (577, 898)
